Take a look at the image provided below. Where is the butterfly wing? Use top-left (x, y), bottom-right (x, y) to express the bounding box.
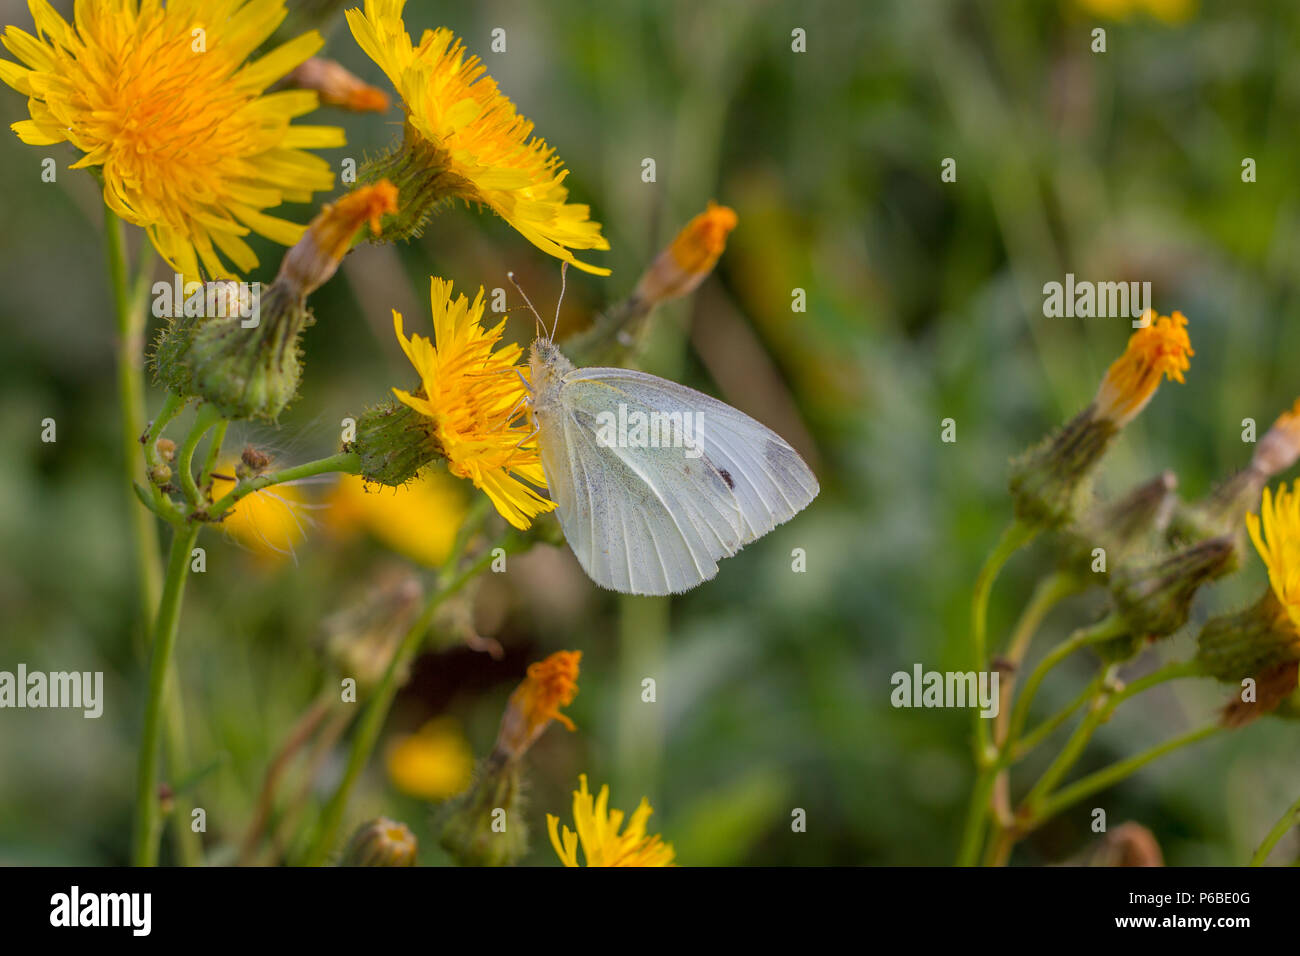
top-left (564, 367), bottom-right (819, 543)
top-left (537, 366), bottom-right (817, 595)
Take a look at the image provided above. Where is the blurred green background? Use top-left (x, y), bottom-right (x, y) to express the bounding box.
top-left (1, 0), bottom-right (1299, 866)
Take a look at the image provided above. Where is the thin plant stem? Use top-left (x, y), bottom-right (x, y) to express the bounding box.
top-left (198, 420), bottom-right (228, 495)
top-left (956, 519), bottom-right (1037, 865)
top-left (132, 520), bottom-right (202, 866)
top-left (1029, 724), bottom-right (1223, 832)
top-left (303, 518), bottom-right (510, 866)
top-left (208, 451), bottom-right (361, 518)
top-left (177, 405), bottom-right (222, 506)
top-left (106, 214), bottom-right (201, 866)
top-left (1005, 614), bottom-right (1126, 751)
top-left (1010, 672), bottom-right (1101, 762)
top-left (1251, 790), bottom-right (1300, 866)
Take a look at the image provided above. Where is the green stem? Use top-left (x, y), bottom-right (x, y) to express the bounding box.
top-left (1021, 659), bottom-right (1202, 815)
top-left (1005, 614), bottom-right (1126, 751)
top-left (133, 521), bottom-right (202, 866)
top-left (302, 522), bottom-right (512, 866)
top-left (1029, 724), bottom-right (1222, 831)
top-left (957, 519), bottom-right (1037, 866)
top-left (177, 405), bottom-right (222, 506)
top-left (1010, 674), bottom-right (1100, 762)
top-left (1251, 790), bottom-right (1300, 865)
top-left (106, 213), bottom-right (161, 624)
top-left (198, 420), bottom-right (228, 495)
top-left (208, 451), bottom-right (360, 519)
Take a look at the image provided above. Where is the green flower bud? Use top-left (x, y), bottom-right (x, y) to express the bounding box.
top-left (1060, 471), bottom-right (1178, 578)
top-left (188, 282), bottom-right (312, 421)
top-left (439, 754), bottom-right (527, 867)
top-left (1101, 535), bottom-right (1237, 663)
top-left (361, 121), bottom-right (467, 243)
top-left (1009, 406), bottom-right (1118, 532)
top-left (349, 399), bottom-right (444, 486)
top-left (340, 817), bottom-right (418, 867)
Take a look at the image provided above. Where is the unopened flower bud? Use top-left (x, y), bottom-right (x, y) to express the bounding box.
top-left (236, 445), bottom-right (273, 480)
top-left (149, 463), bottom-right (172, 486)
top-left (1106, 535), bottom-right (1236, 660)
top-left (188, 283), bottom-right (311, 421)
top-left (439, 755), bottom-right (527, 867)
top-left (322, 569), bottom-right (424, 693)
top-left (340, 817), bottom-right (418, 867)
top-left (349, 399), bottom-right (444, 486)
top-left (155, 438), bottom-right (176, 461)
top-left (1253, 398), bottom-right (1300, 478)
top-left (1061, 471), bottom-right (1177, 576)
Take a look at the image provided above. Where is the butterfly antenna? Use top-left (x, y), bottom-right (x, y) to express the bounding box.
top-left (508, 271), bottom-right (544, 342)
top-left (550, 261), bottom-right (568, 342)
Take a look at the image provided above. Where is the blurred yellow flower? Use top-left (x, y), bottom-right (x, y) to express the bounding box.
top-left (325, 471), bottom-right (466, 567)
top-left (346, 0), bottom-right (609, 274)
top-left (494, 650), bottom-right (580, 760)
top-left (1075, 0), bottom-right (1195, 23)
top-left (634, 201), bottom-right (738, 307)
top-left (391, 277), bottom-right (554, 529)
top-left (0, 0), bottom-right (345, 281)
top-left (1094, 310), bottom-right (1191, 427)
top-left (1247, 484), bottom-right (1300, 633)
top-left (547, 774), bottom-right (675, 867)
top-left (210, 459), bottom-right (309, 557)
top-left (385, 717), bottom-right (474, 800)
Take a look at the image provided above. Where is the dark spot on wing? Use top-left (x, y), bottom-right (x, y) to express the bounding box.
top-left (718, 468), bottom-right (735, 489)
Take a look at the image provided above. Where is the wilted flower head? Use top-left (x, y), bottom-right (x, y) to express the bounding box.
top-left (634, 201), bottom-right (738, 307)
top-left (1010, 310), bottom-right (1192, 530)
top-left (389, 277), bottom-right (554, 528)
top-left (286, 55), bottom-right (390, 111)
top-left (346, 0), bottom-right (609, 272)
top-left (1094, 311), bottom-right (1192, 427)
top-left (1253, 398), bottom-right (1300, 479)
top-left (493, 650), bottom-right (581, 761)
top-left (546, 774), bottom-right (675, 867)
top-left (0, 0), bottom-right (345, 281)
top-left (276, 181), bottom-right (397, 296)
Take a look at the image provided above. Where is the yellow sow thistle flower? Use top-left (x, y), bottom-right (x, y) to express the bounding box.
top-left (391, 278), bottom-right (555, 529)
top-left (493, 650), bottom-right (580, 761)
top-left (634, 201), bottom-right (739, 307)
top-left (1094, 310), bottom-right (1193, 427)
top-left (346, 0), bottom-right (609, 273)
top-left (1247, 484), bottom-right (1300, 632)
top-left (0, 0), bottom-right (346, 282)
top-left (547, 775), bottom-right (675, 867)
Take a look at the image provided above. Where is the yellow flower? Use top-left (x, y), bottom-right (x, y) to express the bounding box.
top-left (1075, 0), bottom-right (1195, 24)
top-left (326, 471), bottom-right (466, 567)
top-left (1247, 484), bottom-right (1300, 632)
top-left (391, 277), bottom-right (554, 529)
top-left (634, 201), bottom-right (738, 307)
top-left (0, 0), bottom-right (345, 281)
top-left (547, 774), bottom-right (675, 867)
top-left (1094, 310), bottom-right (1192, 427)
top-left (494, 650), bottom-right (581, 760)
top-left (385, 717), bottom-right (474, 800)
top-left (210, 458), bottom-right (308, 557)
top-left (345, 0), bottom-right (609, 274)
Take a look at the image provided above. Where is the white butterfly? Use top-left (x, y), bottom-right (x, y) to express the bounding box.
top-left (524, 333), bottom-right (819, 596)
